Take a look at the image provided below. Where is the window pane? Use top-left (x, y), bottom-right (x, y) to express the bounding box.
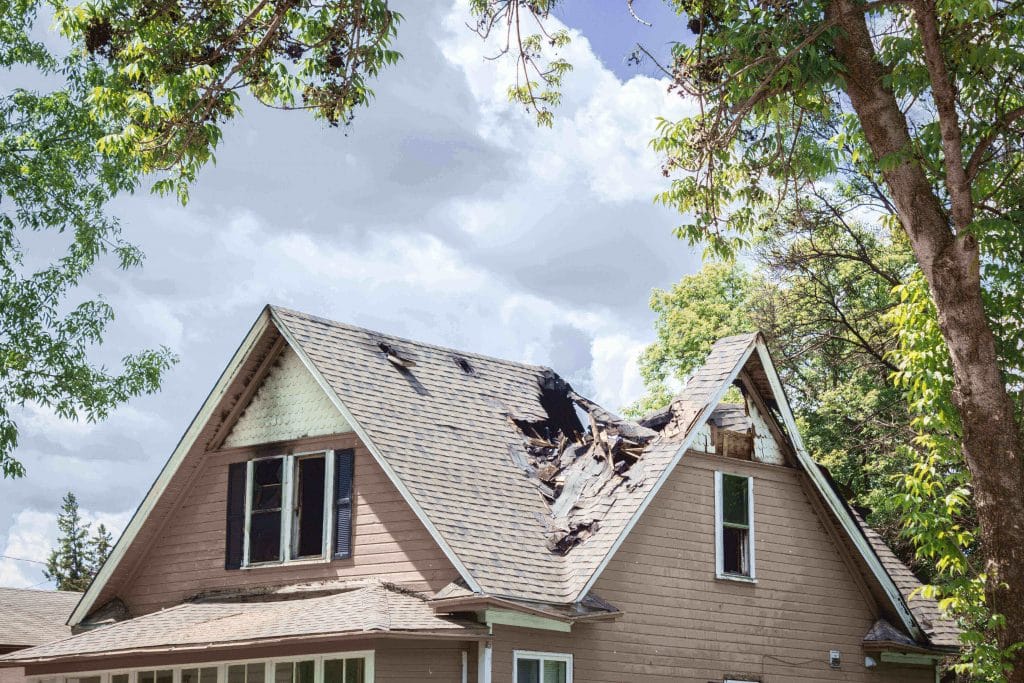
top-left (249, 510), bottom-right (282, 562)
top-left (253, 458), bottom-right (283, 510)
top-left (722, 475), bottom-right (749, 527)
top-left (139, 673), bottom-right (155, 683)
top-left (295, 456), bottom-right (326, 557)
top-left (517, 658), bottom-right (540, 683)
top-left (723, 526), bottom-right (750, 575)
top-left (156, 671), bottom-right (172, 683)
top-left (246, 663), bottom-right (265, 683)
top-left (68, 677), bottom-right (101, 683)
top-left (182, 669), bottom-right (200, 683)
top-left (112, 675), bottom-right (130, 683)
top-left (274, 663), bottom-right (292, 683)
top-left (344, 660), bottom-right (364, 683)
top-left (200, 669), bottom-right (218, 683)
top-left (295, 661), bottom-right (314, 683)
top-left (323, 660), bottom-right (344, 683)
top-left (227, 666), bottom-right (245, 683)
top-left (543, 660), bottom-right (567, 683)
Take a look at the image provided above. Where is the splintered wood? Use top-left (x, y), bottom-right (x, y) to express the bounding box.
top-left (512, 388), bottom-right (658, 555)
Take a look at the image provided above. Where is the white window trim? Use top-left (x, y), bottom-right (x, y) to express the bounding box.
top-left (28, 651), bottom-right (375, 683)
top-left (714, 471), bottom-right (757, 583)
top-left (242, 450), bottom-right (335, 568)
top-left (512, 650), bottom-right (573, 683)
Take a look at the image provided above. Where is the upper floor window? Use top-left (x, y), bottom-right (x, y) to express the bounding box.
top-left (514, 651), bottom-right (572, 683)
top-left (225, 449), bottom-right (354, 569)
top-left (715, 471), bottom-right (755, 581)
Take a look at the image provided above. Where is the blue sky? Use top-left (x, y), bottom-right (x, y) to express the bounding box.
top-left (1, 0), bottom-right (701, 588)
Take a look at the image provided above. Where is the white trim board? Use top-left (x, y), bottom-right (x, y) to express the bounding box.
top-left (69, 310), bottom-right (276, 625)
top-left (574, 336), bottom-right (923, 641)
top-left (269, 308), bottom-right (482, 593)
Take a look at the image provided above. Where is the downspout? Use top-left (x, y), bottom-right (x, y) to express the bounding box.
top-left (461, 650), bottom-right (468, 683)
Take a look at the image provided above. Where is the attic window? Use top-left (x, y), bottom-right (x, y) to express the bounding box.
top-left (715, 472), bottom-right (756, 581)
top-left (453, 355), bottom-right (475, 375)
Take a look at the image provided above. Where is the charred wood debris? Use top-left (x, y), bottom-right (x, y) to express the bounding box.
top-left (509, 370), bottom-right (661, 555)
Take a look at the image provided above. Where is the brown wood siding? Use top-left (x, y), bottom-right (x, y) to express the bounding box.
top-left (0, 668), bottom-right (26, 683)
top-left (490, 450), bottom-right (936, 683)
top-left (119, 433), bottom-right (457, 615)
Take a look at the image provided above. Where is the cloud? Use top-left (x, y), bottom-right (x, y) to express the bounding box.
top-left (3, 0), bottom-right (700, 572)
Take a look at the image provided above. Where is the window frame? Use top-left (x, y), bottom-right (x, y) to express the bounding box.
top-left (242, 450), bottom-right (335, 568)
top-left (512, 650), bottom-right (573, 683)
top-left (714, 470), bottom-right (757, 582)
top-left (27, 651), bottom-right (375, 683)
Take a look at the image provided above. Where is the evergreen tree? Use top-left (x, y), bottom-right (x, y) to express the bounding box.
top-left (87, 523), bottom-right (113, 577)
top-left (44, 492), bottom-right (93, 592)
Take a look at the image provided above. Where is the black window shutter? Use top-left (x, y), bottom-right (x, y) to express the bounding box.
top-left (225, 462), bottom-right (247, 570)
top-left (333, 449), bottom-right (355, 559)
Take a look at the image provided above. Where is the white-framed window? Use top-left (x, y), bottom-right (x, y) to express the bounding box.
top-left (243, 451), bottom-right (335, 566)
top-left (28, 651), bottom-right (374, 683)
top-left (513, 651), bottom-right (572, 683)
top-left (715, 471), bottom-right (756, 581)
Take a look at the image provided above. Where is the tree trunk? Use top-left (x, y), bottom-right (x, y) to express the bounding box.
top-left (826, 0), bottom-right (1024, 675)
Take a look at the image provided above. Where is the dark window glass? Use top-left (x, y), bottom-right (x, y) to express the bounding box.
top-left (722, 474), bottom-right (749, 527)
top-left (249, 458), bottom-right (283, 563)
top-left (274, 663), bottom-right (292, 683)
top-left (295, 456), bottom-right (326, 557)
top-left (227, 666), bottom-right (245, 683)
top-left (344, 660), bottom-right (364, 683)
top-left (543, 661), bottom-right (567, 683)
top-left (296, 660), bottom-right (315, 683)
top-left (517, 658), bottom-right (540, 683)
top-left (246, 663), bottom-right (265, 683)
top-left (323, 660), bottom-right (344, 683)
top-left (723, 526), bottom-right (750, 575)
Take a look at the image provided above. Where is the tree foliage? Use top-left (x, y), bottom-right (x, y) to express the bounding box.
top-left (476, 0), bottom-right (1024, 676)
top-left (44, 492), bottom-right (113, 592)
top-left (1, 0), bottom-right (403, 478)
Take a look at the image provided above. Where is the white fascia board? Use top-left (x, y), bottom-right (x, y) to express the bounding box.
top-left (575, 339), bottom-right (758, 600)
top-left (752, 339), bottom-right (923, 640)
top-left (69, 309), bottom-right (275, 625)
top-left (269, 308), bottom-right (482, 593)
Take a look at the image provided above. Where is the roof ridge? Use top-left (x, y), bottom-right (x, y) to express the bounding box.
top-left (270, 305), bottom-right (551, 373)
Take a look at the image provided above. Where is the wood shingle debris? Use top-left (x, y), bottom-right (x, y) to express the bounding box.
top-left (507, 371), bottom-right (659, 555)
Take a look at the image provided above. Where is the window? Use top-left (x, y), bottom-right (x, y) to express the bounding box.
top-left (513, 652), bottom-right (572, 683)
top-left (244, 452), bottom-right (334, 565)
top-left (181, 669), bottom-right (217, 683)
top-left (715, 471), bottom-right (755, 580)
top-left (323, 657), bottom-right (367, 683)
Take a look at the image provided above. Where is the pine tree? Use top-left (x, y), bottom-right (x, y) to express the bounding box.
top-left (44, 492), bottom-right (93, 592)
top-left (88, 523), bottom-right (113, 576)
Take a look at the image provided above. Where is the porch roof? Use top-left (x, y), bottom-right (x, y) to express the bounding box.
top-left (0, 582), bottom-right (486, 665)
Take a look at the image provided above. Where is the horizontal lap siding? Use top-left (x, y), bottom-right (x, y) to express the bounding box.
top-left (374, 641), bottom-right (470, 682)
top-left (0, 667), bottom-right (26, 683)
top-left (491, 452), bottom-right (934, 683)
top-left (120, 435), bottom-right (457, 615)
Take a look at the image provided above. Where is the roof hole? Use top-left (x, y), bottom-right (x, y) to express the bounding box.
top-left (378, 341), bottom-right (416, 368)
top-left (454, 356), bottom-right (475, 376)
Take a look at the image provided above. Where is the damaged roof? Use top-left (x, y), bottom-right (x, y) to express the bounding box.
top-left (73, 305), bottom-right (953, 652)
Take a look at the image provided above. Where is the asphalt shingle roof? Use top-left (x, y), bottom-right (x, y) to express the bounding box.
top-left (2, 582), bottom-right (483, 663)
top-left (0, 587), bottom-right (81, 647)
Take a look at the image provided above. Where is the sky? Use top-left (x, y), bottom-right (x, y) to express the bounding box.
top-left (0, 0), bottom-right (700, 588)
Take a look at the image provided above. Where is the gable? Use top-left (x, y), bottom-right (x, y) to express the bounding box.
top-left (223, 345), bottom-right (351, 448)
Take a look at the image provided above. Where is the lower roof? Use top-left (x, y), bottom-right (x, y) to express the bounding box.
top-left (1, 582), bottom-right (485, 665)
top-left (0, 587), bottom-right (81, 648)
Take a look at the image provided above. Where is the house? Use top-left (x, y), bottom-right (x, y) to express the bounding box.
top-left (0, 306), bottom-right (959, 682)
top-left (0, 588), bottom-right (81, 683)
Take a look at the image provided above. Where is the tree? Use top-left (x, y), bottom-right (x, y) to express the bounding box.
top-left (471, 0), bottom-right (1024, 676)
top-left (1, 0), bottom-right (401, 477)
top-left (43, 492), bottom-right (115, 591)
top-left (44, 492), bottom-right (92, 592)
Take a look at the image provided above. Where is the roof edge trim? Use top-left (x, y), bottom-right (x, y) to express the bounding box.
top-left (69, 308), bottom-right (276, 626)
top-left (574, 336), bottom-right (758, 600)
top-left (752, 338), bottom-right (924, 641)
top-left (268, 308), bottom-right (483, 594)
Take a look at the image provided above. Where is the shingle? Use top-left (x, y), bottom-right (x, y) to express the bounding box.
top-left (0, 587), bottom-right (80, 647)
top-left (2, 582), bottom-right (483, 663)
